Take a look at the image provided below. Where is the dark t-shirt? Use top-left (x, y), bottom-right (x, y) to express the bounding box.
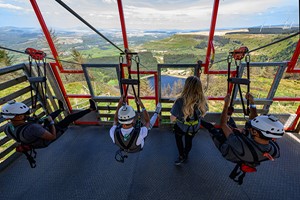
top-left (220, 132), bottom-right (280, 164)
top-left (170, 98), bottom-right (202, 132)
top-left (5, 123), bottom-right (50, 148)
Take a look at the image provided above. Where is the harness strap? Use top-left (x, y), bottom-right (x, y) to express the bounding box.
top-left (115, 149), bottom-right (128, 163)
top-left (177, 105), bottom-right (201, 136)
top-left (227, 47), bottom-right (250, 116)
top-left (114, 123), bottom-right (141, 163)
top-left (26, 48), bottom-right (47, 114)
top-left (238, 134), bottom-right (259, 164)
top-left (229, 163), bottom-right (257, 185)
top-left (16, 145), bottom-right (37, 168)
top-left (115, 124), bottom-right (141, 150)
top-left (6, 123), bottom-right (38, 168)
top-left (228, 134), bottom-right (260, 185)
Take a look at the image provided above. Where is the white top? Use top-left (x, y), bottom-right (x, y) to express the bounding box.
top-left (109, 125), bottom-right (148, 148)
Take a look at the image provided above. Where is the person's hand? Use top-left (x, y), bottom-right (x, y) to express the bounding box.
top-left (245, 92), bottom-right (254, 104)
top-left (224, 94), bottom-right (231, 106)
top-left (136, 98), bottom-right (144, 108)
top-left (47, 116), bottom-right (53, 124)
top-left (119, 95), bottom-right (126, 104)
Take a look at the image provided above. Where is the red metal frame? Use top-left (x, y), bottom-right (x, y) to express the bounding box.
top-left (287, 39), bottom-right (300, 73)
top-left (117, 0), bottom-right (129, 50)
top-left (204, 0), bottom-right (220, 74)
top-left (286, 105), bottom-right (300, 131)
top-left (49, 63), bottom-right (73, 111)
top-left (30, 0), bottom-right (299, 130)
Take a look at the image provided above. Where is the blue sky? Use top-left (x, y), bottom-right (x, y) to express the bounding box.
top-left (0, 0), bottom-right (298, 30)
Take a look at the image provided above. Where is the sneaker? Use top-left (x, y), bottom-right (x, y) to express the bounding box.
top-left (89, 99), bottom-right (97, 111)
top-left (57, 100), bottom-right (65, 111)
top-left (174, 156), bottom-right (186, 166)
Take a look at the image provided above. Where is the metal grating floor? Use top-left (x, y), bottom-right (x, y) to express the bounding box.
top-left (0, 126), bottom-right (300, 200)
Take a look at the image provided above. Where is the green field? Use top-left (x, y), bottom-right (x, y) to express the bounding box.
top-left (1, 32), bottom-right (299, 114)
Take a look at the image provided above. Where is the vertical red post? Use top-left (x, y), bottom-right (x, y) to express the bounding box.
top-left (50, 63), bottom-right (73, 111)
top-left (29, 0), bottom-right (63, 72)
top-left (287, 39), bottom-right (300, 73)
top-left (204, 0), bottom-right (220, 73)
top-left (117, 0), bottom-right (129, 50)
top-left (286, 105), bottom-right (300, 131)
top-left (117, 0), bottom-right (130, 97)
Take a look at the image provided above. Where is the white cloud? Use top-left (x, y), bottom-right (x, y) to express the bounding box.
top-left (102, 0), bottom-right (116, 4)
top-left (0, 0), bottom-right (298, 30)
top-left (0, 3), bottom-right (23, 10)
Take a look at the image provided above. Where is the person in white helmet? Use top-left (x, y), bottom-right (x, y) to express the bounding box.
top-left (109, 96), bottom-right (150, 153)
top-left (1, 99), bottom-right (97, 149)
top-left (201, 92), bottom-right (284, 184)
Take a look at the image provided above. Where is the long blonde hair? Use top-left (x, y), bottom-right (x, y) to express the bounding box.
top-left (179, 76), bottom-right (207, 120)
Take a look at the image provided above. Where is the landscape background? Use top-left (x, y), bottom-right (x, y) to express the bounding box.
top-left (0, 26), bottom-right (299, 114)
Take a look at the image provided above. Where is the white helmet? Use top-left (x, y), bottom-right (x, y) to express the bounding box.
top-left (118, 105), bottom-right (136, 124)
top-left (1, 100), bottom-right (30, 119)
top-left (250, 115), bottom-right (284, 139)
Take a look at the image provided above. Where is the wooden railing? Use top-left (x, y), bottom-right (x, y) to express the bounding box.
top-left (0, 63), bottom-right (67, 170)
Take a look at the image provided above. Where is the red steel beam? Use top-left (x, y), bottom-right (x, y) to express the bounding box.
top-left (117, 0), bottom-right (129, 50)
top-left (49, 63), bottom-right (73, 111)
top-left (273, 97), bottom-right (300, 101)
top-left (30, 0), bottom-right (63, 72)
top-left (67, 94), bottom-right (92, 98)
top-left (286, 105), bottom-right (300, 131)
top-left (30, 0), bottom-right (84, 74)
top-left (287, 38), bottom-right (300, 73)
top-left (204, 0), bottom-right (220, 74)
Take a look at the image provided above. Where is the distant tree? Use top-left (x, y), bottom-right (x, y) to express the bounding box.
top-left (0, 50), bottom-right (14, 67)
top-left (195, 41), bottom-right (207, 49)
top-left (71, 48), bottom-right (85, 65)
top-left (39, 28), bottom-right (61, 55)
top-left (162, 83), bottom-right (172, 98)
top-left (171, 79), bottom-right (183, 96)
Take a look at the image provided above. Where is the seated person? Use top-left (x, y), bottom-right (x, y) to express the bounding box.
top-left (201, 93), bottom-right (284, 184)
top-left (1, 99), bottom-right (97, 149)
top-left (109, 96), bottom-right (150, 153)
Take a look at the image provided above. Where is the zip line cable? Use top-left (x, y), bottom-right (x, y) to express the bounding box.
top-left (212, 31), bottom-right (300, 65)
top-left (55, 0), bottom-right (124, 53)
top-left (0, 45), bottom-right (81, 65)
top-left (248, 31), bottom-right (299, 53)
top-left (55, 0), bottom-right (151, 70)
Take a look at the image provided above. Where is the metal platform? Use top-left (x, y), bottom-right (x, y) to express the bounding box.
top-left (0, 126), bottom-right (300, 200)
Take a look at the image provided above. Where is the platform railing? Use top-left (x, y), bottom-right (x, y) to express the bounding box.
top-left (0, 63), bottom-right (66, 170)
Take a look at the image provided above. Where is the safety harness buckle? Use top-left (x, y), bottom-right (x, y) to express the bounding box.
top-left (229, 163), bottom-right (257, 185)
top-left (16, 144), bottom-right (37, 168)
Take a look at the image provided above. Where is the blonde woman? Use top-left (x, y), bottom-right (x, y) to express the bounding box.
top-left (170, 76), bottom-right (208, 165)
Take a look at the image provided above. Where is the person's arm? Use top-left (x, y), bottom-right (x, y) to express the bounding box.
top-left (137, 98), bottom-right (150, 128)
top-left (220, 94), bottom-right (233, 138)
top-left (114, 96), bottom-right (125, 125)
top-left (170, 115), bottom-right (177, 123)
top-left (246, 92), bottom-right (257, 120)
top-left (170, 99), bottom-right (179, 123)
top-left (40, 116), bottom-right (56, 140)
